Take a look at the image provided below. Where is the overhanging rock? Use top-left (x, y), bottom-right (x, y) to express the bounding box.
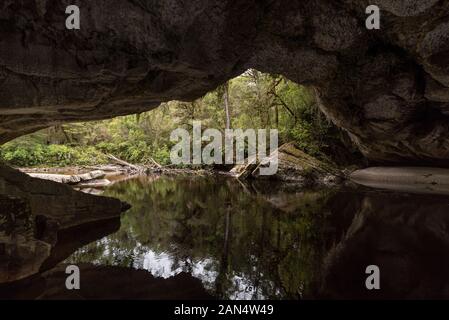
top-left (0, 1), bottom-right (448, 164)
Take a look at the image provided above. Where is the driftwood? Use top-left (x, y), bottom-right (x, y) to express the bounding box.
top-left (27, 170), bottom-right (106, 185)
top-left (233, 157), bottom-right (258, 180)
top-left (149, 157), bottom-right (162, 168)
top-left (106, 154), bottom-right (143, 172)
top-left (84, 164), bottom-right (128, 172)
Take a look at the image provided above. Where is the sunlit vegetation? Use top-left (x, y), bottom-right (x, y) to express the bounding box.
top-left (0, 70), bottom-right (348, 167)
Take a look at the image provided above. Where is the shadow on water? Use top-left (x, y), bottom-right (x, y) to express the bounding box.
top-left (3, 174), bottom-right (449, 299)
top-left (54, 176), bottom-right (449, 299)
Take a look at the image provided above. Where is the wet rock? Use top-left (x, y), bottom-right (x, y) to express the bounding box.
top-left (27, 170), bottom-right (106, 185)
top-left (0, 164), bottom-right (127, 228)
top-left (0, 195), bottom-right (51, 283)
top-left (232, 142), bottom-right (342, 186)
top-left (350, 167), bottom-right (449, 195)
top-left (0, 164), bottom-right (128, 283)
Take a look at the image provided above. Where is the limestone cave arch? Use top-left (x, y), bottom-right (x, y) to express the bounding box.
top-left (0, 0), bottom-right (448, 165)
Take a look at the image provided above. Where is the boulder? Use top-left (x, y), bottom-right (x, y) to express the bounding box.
top-left (0, 164), bottom-right (129, 283)
top-left (350, 167), bottom-right (449, 195)
top-left (232, 142), bottom-right (343, 186)
top-left (27, 170), bottom-right (106, 185)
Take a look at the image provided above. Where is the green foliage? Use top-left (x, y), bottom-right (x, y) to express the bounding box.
top-left (0, 69), bottom-right (346, 167)
top-left (1, 143), bottom-right (44, 166)
top-left (152, 145), bottom-right (171, 165)
top-left (0, 142), bottom-right (107, 167)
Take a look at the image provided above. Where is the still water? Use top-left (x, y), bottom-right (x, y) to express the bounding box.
top-left (57, 174), bottom-right (449, 300)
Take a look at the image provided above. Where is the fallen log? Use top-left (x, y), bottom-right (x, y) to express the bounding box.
top-left (27, 170), bottom-right (106, 185)
top-left (149, 157), bottom-right (163, 169)
top-left (106, 154), bottom-right (141, 171)
top-left (84, 164), bottom-right (128, 172)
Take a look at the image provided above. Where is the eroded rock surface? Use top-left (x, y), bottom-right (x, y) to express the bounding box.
top-left (27, 170), bottom-right (106, 184)
top-left (0, 164), bottom-right (128, 283)
top-left (0, 1), bottom-right (448, 164)
top-left (232, 142), bottom-right (342, 185)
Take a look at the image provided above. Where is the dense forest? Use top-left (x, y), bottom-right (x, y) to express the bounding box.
top-left (0, 70), bottom-right (358, 168)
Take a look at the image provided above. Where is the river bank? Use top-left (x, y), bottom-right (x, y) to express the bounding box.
top-left (16, 159), bottom-right (449, 196)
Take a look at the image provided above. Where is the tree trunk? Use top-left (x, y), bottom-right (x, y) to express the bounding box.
top-left (215, 205), bottom-right (232, 298)
top-left (223, 82), bottom-right (231, 130)
top-left (275, 105), bottom-right (279, 128)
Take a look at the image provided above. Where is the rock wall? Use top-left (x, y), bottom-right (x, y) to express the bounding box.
top-left (0, 0), bottom-right (448, 164)
top-left (0, 164), bottom-right (128, 283)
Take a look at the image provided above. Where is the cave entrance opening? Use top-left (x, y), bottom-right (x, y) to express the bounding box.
top-left (0, 69), bottom-right (359, 170)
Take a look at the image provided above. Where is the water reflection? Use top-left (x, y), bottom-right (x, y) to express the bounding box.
top-left (0, 263), bottom-right (211, 300)
top-left (4, 172), bottom-right (449, 299)
top-left (66, 175), bottom-right (357, 299)
top-left (320, 192), bottom-right (449, 299)
top-left (64, 175), bottom-right (449, 299)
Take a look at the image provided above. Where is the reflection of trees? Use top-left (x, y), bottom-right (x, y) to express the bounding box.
top-left (67, 175), bottom-right (356, 299)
